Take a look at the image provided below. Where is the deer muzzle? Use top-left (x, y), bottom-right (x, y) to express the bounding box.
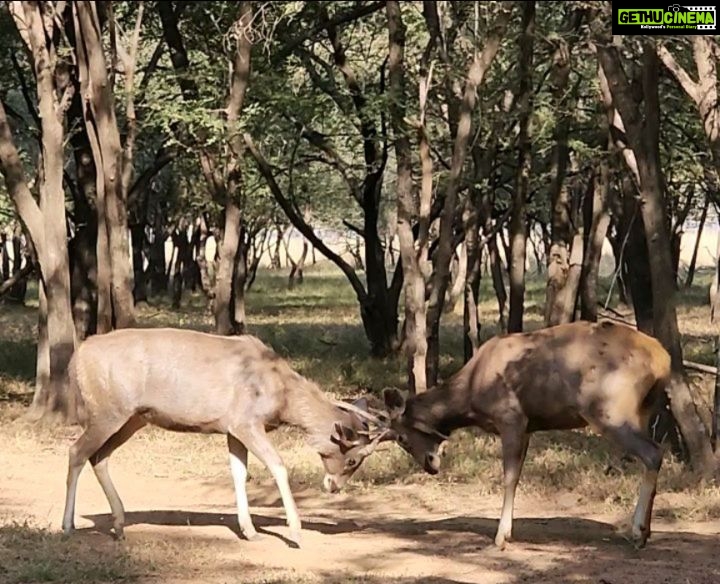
top-left (424, 452), bottom-right (441, 475)
top-left (322, 474), bottom-right (341, 494)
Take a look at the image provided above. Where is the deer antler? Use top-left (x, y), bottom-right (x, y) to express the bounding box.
top-left (333, 400), bottom-right (387, 427)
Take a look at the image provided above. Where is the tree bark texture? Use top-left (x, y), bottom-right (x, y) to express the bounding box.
top-left (2, 3), bottom-right (77, 421)
top-left (426, 1), bottom-right (515, 383)
top-left (599, 41), bottom-right (716, 475)
top-left (74, 1), bottom-right (135, 330)
top-left (580, 154), bottom-right (611, 321)
top-left (387, 0), bottom-right (430, 393)
top-left (508, 1), bottom-right (535, 334)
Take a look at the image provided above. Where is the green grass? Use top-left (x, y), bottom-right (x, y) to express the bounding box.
top-left (0, 520), bottom-right (146, 583)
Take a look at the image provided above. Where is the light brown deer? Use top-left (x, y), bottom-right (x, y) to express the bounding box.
top-left (381, 320), bottom-right (671, 549)
top-left (61, 327), bottom-right (389, 547)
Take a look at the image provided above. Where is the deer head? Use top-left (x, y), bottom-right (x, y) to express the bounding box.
top-left (322, 397), bottom-right (395, 493)
top-left (381, 388), bottom-right (449, 475)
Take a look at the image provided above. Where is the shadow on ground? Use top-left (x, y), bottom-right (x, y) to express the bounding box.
top-left (80, 509), bottom-right (720, 583)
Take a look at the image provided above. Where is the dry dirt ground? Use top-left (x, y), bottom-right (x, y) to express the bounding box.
top-left (1, 420), bottom-right (719, 584)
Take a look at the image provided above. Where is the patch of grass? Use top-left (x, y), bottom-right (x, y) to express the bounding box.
top-left (0, 519), bottom-right (147, 583)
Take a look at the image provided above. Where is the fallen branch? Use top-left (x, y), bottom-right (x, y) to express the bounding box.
top-left (683, 360), bottom-right (717, 376)
top-left (0, 262), bottom-right (35, 297)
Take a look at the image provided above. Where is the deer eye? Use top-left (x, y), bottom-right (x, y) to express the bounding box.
top-left (347, 458), bottom-right (357, 468)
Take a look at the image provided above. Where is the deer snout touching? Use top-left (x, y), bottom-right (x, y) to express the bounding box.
top-left (322, 474), bottom-right (342, 494)
top-left (424, 452), bottom-right (441, 474)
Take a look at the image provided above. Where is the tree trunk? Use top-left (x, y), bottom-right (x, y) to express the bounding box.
top-left (171, 223), bottom-right (189, 309)
top-left (232, 229), bottom-right (249, 335)
top-left (215, 204), bottom-right (243, 335)
top-left (69, 220), bottom-right (99, 341)
top-left (714, 336), bottom-right (720, 453)
top-left (197, 214), bottom-right (214, 298)
top-left (508, 1), bottom-right (535, 334)
top-left (599, 41), bottom-right (716, 475)
top-left (130, 222), bottom-right (147, 304)
top-left (1, 5), bottom-right (76, 421)
top-left (426, 1), bottom-right (515, 384)
top-left (271, 222), bottom-right (283, 270)
top-left (74, 2), bottom-right (135, 330)
top-left (491, 233), bottom-right (508, 330)
top-left (9, 224), bottom-right (27, 303)
top-left (544, 8), bottom-right (579, 327)
top-left (288, 239), bottom-right (308, 289)
top-left (464, 215), bottom-right (482, 361)
top-left (684, 196), bottom-right (709, 288)
top-left (148, 223), bottom-right (167, 296)
top-left (387, 0), bottom-right (430, 392)
top-left (621, 179), bottom-right (655, 334)
top-left (580, 154), bottom-right (611, 321)
top-left (0, 231), bottom-right (6, 282)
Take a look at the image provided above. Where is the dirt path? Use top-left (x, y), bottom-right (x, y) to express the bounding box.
top-left (1, 435), bottom-right (719, 584)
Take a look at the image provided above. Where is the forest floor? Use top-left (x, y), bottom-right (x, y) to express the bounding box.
top-left (1, 266), bottom-right (719, 583)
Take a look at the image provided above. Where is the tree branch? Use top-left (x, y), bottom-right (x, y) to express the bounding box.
top-left (272, 1), bottom-right (385, 65)
top-left (0, 261), bottom-right (35, 297)
top-left (244, 132), bottom-right (368, 303)
top-left (656, 44), bottom-right (701, 104)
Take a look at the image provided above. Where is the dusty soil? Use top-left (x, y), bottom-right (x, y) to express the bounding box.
top-left (1, 426), bottom-right (719, 584)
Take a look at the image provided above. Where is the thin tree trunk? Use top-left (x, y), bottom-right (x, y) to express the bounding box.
top-left (131, 222), bottom-right (147, 304)
top-left (148, 223), bottom-right (167, 296)
top-left (491, 232), bottom-right (508, 331)
top-left (197, 214), bottom-right (214, 298)
top-left (426, 1), bottom-right (515, 384)
top-left (1, 231), bottom-right (8, 282)
top-left (580, 153), bottom-right (611, 321)
top-left (387, 0), bottom-right (431, 392)
top-left (446, 243), bottom-right (467, 314)
top-left (544, 8), bottom-right (580, 326)
top-left (464, 204), bottom-right (482, 361)
top-left (9, 223), bottom-right (27, 303)
top-left (684, 196), bottom-right (710, 288)
top-left (69, 221), bottom-right (99, 340)
top-left (215, 204), bottom-right (242, 335)
top-left (288, 239), bottom-right (308, 288)
top-left (233, 230), bottom-right (249, 335)
top-left (508, 1), bottom-right (535, 333)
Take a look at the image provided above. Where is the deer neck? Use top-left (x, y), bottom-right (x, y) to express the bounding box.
top-left (408, 374), bottom-right (473, 437)
top-left (280, 376), bottom-right (348, 455)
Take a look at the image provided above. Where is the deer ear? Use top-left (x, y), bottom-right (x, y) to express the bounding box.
top-left (352, 397), bottom-right (369, 411)
top-left (383, 388), bottom-right (406, 420)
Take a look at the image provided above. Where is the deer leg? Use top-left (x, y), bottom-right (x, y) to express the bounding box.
top-left (590, 418), bottom-right (664, 548)
top-left (495, 429), bottom-right (530, 549)
top-left (616, 426), bottom-right (663, 548)
top-left (227, 434), bottom-right (261, 542)
top-left (232, 424), bottom-right (302, 548)
top-left (88, 415), bottom-right (147, 539)
top-left (62, 419), bottom-right (128, 535)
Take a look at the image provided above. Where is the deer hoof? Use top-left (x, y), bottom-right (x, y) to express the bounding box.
top-left (494, 534), bottom-right (508, 550)
top-left (244, 531), bottom-right (262, 542)
top-left (631, 527), bottom-right (649, 550)
top-left (288, 528), bottom-right (302, 549)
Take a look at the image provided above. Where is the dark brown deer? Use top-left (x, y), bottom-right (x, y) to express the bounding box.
top-left (381, 320), bottom-right (671, 549)
top-left (61, 328), bottom-right (389, 548)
